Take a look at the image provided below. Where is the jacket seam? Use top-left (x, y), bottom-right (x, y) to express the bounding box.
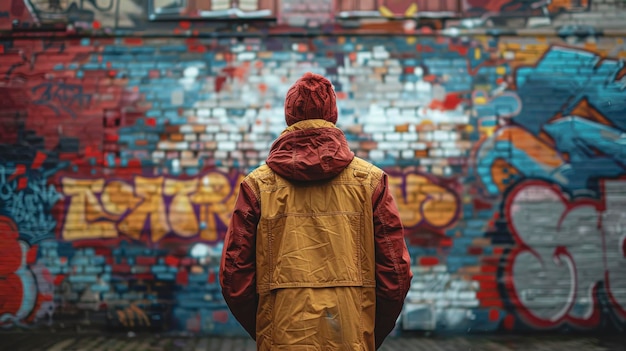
top-left (375, 194), bottom-right (403, 302)
top-left (264, 211), bottom-right (362, 219)
top-left (359, 287), bottom-right (365, 345)
top-left (224, 227), bottom-right (244, 297)
top-left (245, 173), bottom-right (263, 204)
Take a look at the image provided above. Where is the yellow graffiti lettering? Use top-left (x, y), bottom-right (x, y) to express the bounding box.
top-left (419, 181), bottom-right (458, 227)
top-left (389, 175), bottom-right (423, 227)
top-left (118, 177), bottom-right (170, 241)
top-left (190, 172), bottom-right (234, 241)
top-left (389, 173), bottom-right (459, 228)
top-left (101, 180), bottom-right (141, 215)
top-left (164, 178), bottom-right (199, 237)
top-left (61, 172), bottom-right (244, 243)
top-left (62, 178), bottom-right (118, 240)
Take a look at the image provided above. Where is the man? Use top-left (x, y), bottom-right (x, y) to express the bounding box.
top-left (220, 72), bottom-right (412, 350)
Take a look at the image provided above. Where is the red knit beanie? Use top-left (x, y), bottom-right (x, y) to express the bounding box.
top-left (284, 72), bottom-right (338, 126)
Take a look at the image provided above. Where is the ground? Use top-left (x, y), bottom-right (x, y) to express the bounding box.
top-left (1, 332), bottom-right (625, 351)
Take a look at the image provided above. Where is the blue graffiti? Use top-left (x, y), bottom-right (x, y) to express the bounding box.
top-left (0, 166), bottom-right (63, 243)
top-left (474, 92), bottom-right (521, 120)
top-left (544, 116), bottom-right (626, 190)
top-left (514, 47), bottom-right (626, 134)
top-left (476, 116), bottom-right (626, 195)
top-left (475, 47), bottom-right (626, 195)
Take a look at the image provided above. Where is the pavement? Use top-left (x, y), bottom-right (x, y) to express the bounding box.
top-left (1, 332), bottom-right (625, 351)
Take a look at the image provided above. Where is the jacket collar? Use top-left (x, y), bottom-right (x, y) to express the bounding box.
top-left (282, 119), bottom-right (337, 134)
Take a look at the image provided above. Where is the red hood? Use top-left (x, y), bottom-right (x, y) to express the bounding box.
top-left (266, 119), bottom-right (355, 182)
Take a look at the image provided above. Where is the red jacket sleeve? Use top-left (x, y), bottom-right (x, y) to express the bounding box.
top-left (372, 173), bottom-right (413, 349)
top-left (219, 180), bottom-right (260, 340)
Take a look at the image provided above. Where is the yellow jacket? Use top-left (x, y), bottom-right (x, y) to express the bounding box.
top-left (220, 120), bottom-right (412, 350)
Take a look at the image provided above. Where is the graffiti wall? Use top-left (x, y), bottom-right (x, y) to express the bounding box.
top-left (0, 0), bottom-right (609, 31)
top-left (0, 0), bottom-right (625, 337)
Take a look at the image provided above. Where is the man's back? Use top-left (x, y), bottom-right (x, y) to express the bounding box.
top-left (249, 154), bottom-right (380, 350)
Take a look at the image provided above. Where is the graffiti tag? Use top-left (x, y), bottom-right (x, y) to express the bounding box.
top-left (504, 179), bottom-right (626, 328)
top-left (0, 165), bottom-right (61, 243)
top-left (31, 82), bottom-right (92, 118)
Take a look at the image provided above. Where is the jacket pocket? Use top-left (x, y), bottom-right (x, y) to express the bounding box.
top-left (266, 212), bottom-right (364, 290)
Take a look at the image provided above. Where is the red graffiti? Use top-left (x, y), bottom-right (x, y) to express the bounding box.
top-left (0, 216), bottom-right (42, 325)
top-left (0, 216), bottom-right (25, 322)
top-left (428, 93), bottom-right (465, 111)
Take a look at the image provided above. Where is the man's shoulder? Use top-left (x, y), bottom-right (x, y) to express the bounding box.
top-left (243, 164), bottom-right (274, 183)
top-left (348, 157), bottom-right (384, 180)
top-left (345, 157), bottom-right (388, 197)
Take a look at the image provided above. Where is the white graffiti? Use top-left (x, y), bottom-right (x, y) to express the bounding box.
top-left (506, 179), bottom-right (626, 327)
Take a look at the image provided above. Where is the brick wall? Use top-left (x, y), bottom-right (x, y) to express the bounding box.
top-left (0, 0), bottom-right (625, 337)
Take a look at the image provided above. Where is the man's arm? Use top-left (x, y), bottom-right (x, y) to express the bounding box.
top-left (219, 180), bottom-right (260, 339)
top-left (372, 173), bottom-right (413, 349)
